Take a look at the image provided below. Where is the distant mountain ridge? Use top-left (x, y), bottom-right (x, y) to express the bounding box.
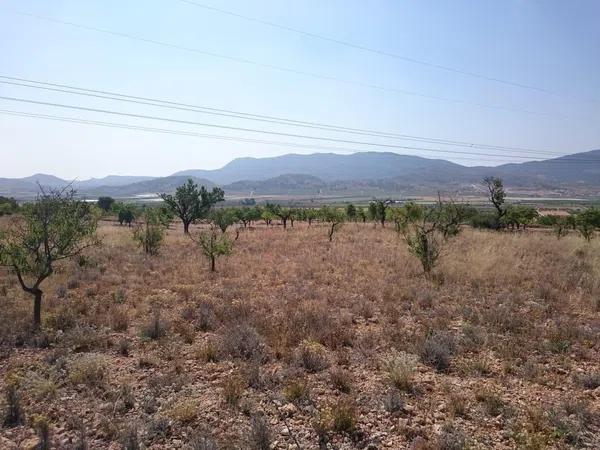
top-left (1, 150), bottom-right (599, 199)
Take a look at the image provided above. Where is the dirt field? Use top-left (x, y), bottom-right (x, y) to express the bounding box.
top-left (1, 222), bottom-right (599, 449)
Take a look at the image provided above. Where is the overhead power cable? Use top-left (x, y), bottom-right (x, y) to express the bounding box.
top-left (0, 75), bottom-right (568, 157)
top-left (1, 96), bottom-right (598, 164)
top-left (2, 8), bottom-right (575, 120)
top-left (0, 108), bottom-right (538, 164)
top-left (175, 0), bottom-right (597, 104)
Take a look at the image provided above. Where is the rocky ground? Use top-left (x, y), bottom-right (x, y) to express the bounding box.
top-left (1, 222), bottom-right (599, 449)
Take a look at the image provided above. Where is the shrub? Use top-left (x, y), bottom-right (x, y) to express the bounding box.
top-left (61, 325), bottom-right (106, 353)
top-left (329, 367), bottom-right (353, 393)
top-left (383, 388), bottom-right (404, 415)
top-left (32, 415), bottom-right (51, 450)
top-left (475, 388), bottom-right (505, 416)
top-left (68, 355), bottom-right (107, 389)
top-left (297, 340), bottom-right (329, 373)
top-left (284, 378), bottom-right (310, 404)
top-left (222, 374), bottom-right (245, 407)
top-left (192, 227), bottom-right (233, 272)
top-left (109, 305), bottom-right (129, 332)
top-left (167, 400), bottom-right (199, 424)
top-left (330, 398), bottom-right (357, 433)
top-left (120, 426), bottom-right (140, 450)
top-left (194, 301), bottom-right (218, 332)
top-left (187, 432), bottom-right (218, 450)
top-left (418, 331), bottom-right (454, 372)
top-left (220, 323), bottom-right (266, 361)
top-left (382, 350), bottom-right (418, 392)
top-left (117, 338), bottom-right (130, 356)
top-left (133, 208), bottom-right (168, 255)
top-left (146, 415), bottom-right (171, 441)
top-left (575, 372), bottom-right (600, 389)
top-left (3, 383), bottom-right (23, 427)
top-left (195, 340), bottom-right (220, 363)
top-left (140, 310), bottom-right (169, 340)
top-left (249, 414), bottom-right (271, 450)
top-left (434, 423), bottom-right (468, 450)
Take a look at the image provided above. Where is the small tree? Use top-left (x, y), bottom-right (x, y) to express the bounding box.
top-left (553, 217), bottom-right (569, 239)
top-left (320, 206), bottom-right (345, 242)
top-left (275, 207), bottom-right (294, 229)
top-left (192, 226), bottom-right (233, 272)
top-left (357, 207), bottom-right (367, 224)
top-left (261, 209), bottom-right (274, 227)
top-left (503, 205), bottom-right (539, 230)
top-left (394, 198), bottom-right (464, 276)
top-left (304, 208), bottom-right (318, 226)
top-left (0, 188), bottom-right (98, 328)
top-left (0, 196), bottom-right (19, 216)
top-left (160, 179), bottom-right (224, 234)
top-left (346, 204), bottom-right (357, 222)
top-left (575, 208), bottom-right (600, 242)
top-left (369, 200), bottom-right (390, 227)
top-left (211, 208), bottom-right (238, 233)
top-left (97, 196), bottom-right (115, 213)
top-left (483, 177), bottom-right (506, 229)
top-left (133, 208), bottom-right (168, 255)
top-left (118, 208), bottom-right (135, 227)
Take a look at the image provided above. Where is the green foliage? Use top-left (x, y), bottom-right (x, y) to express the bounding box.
top-left (260, 208), bottom-right (274, 226)
top-left (345, 203), bottom-right (357, 221)
top-left (97, 196), bottom-right (115, 213)
top-left (0, 188), bottom-right (98, 327)
top-left (118, 208), bottom-right (135, 227)
top-left (503, 205), bottom-right (539, 229)
top-left (394, 199), bottom-right (465, 274)
top-left (369, 199), bottom-right (389, 226)
top-left (193, 227), bottom-right (233, 271)
top-left (574, 207), bottom-right (600, 242)
top-left (320, 206), bottom-right (345, 241)
top-left (483, 176), bottom-right (506, 229)
top-left (469, 211), bottom-right (498, 229)
top-left (133, 208), bottom-right (168, 255)
top-left (0, 196), bottom-right (19, 216)
top-left (160, 178), bottom-right (224, 233)
top-left (210, 208), bottom-right (238, 233)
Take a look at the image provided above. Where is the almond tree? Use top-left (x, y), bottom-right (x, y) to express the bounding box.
top-left (0, 188), bottom-right (98, 328)
top-left (394, 198), bottom-right (464, 276)
top-left (160, 179), bottom-right (224, 234)
top-left (483, 176), bottom-right (506, 229)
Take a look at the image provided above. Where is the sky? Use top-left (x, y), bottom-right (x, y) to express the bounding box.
top-left (0, 0), bottom-right (599, 179)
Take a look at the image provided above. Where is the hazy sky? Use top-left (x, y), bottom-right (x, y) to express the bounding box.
top-left (1, 0), bottom-right (599, 179)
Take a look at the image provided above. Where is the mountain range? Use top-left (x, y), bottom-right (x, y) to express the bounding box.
top-left (1, 150), bottom-right (599, 200)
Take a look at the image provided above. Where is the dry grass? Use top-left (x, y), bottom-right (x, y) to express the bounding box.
top-left (0, 222), bottom-right (599, 448)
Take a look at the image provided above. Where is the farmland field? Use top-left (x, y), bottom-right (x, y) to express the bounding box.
top-left (1, 221), bottom-right (599, 449)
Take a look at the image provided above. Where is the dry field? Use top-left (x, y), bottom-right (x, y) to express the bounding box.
top-left (1, 222), bottom-right (599, 449)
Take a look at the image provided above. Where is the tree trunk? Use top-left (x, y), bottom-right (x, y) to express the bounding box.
top-left (183, 221), bottom-right (190, 234)
top-left (211, 255), bottom-right (215, 272)
top-left (33, 289), bottom-right (42, 329)
top-left (282, 218), bottom-right (287, 229)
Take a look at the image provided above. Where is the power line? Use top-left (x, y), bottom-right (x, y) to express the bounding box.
top-left (2, 8), bottom-right (575, 120)
top-left (0, 75), bottom-right (566, 157)
top-left (174, 0), bottom-right (597, 104)
top-left (1, 96), bottom-right (598, 163)
top-left (0, 108), bottom-right (533, 164)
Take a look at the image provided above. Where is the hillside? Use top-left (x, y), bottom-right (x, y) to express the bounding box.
top-left (173, 152), bottom-right (471, 184)
top-left (1, 150), bottom-right (599, 199)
